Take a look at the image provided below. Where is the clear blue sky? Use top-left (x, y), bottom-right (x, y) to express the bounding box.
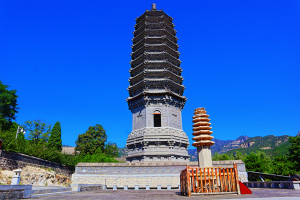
top-left (1, 0), bottom-right (299, 148)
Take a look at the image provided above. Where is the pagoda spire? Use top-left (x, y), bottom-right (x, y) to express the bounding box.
top-left (151, 3), bottom-right (157, 11)
top-left (192, 107), bottom-right (215, 168)
top-left (192, 108), bottom-right (214, 147)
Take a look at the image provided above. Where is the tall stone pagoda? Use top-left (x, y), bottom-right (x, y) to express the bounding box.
top-left (126, 4), bottom-right (189, 162)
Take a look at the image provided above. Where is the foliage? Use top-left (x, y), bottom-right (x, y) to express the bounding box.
top-left (287, 136), bottom-right (300, 172)
top-left (77, 148), bottom-right (118, 163)
top-left (0, 123), bottom-right (18, 150)
top-left (270, 155), bottom-right (294, 175)
top-left (213, 151), bottom-right (247, 161)
top-left (23, 120), bottom-right (51, 142)
top-left (212, 152), bottom-right (231, 161)
top-left (48, 121), bottom-right (62, 151)
top-left (243, 151), bottom-right (271, 173)
top-left (75, 124), bottom-right (107, 155)
top-left (0, 81), bottom-right (19, 131)
top-left (213, 145), bottom-right (300, 176)
top-left (104, 142), bottom-right (119, 158)
top-left (15, 130), bottom-right (26, 152)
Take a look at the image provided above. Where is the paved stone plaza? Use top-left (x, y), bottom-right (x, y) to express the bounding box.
top-left (32, 188), bottom-right (300, 199)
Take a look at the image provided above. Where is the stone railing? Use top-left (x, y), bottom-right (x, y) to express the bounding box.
top-left (244, 181), bottom-right (300, 190)
top-left (0, 150), bottom-right (73, 176)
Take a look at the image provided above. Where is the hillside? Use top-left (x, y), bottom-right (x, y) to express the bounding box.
top-left (226, 135), bottom-right (290, 156)
top-left (187, 136), bottom-right (249, 161)
top-left (118, 147), bottom-right (128, 158)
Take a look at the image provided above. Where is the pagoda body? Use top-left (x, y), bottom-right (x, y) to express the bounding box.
top-left (126, 4), bottom-right (189, 162)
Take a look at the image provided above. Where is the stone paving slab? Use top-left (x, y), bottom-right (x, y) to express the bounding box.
top-left (32, 188), bottom-right (300, 200)
top-left (32, 186), bottom-right (72, 194)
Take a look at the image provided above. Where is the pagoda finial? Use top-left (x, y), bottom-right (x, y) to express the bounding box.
top-left (151, 3), bottom-right (157, 10)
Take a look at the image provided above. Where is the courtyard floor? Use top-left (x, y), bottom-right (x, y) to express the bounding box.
top-left (32, 188), bottom-right (300, 200)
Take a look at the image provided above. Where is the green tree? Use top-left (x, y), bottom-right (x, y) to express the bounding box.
top-left (270, 155), bottom-right (294, 175)
top-left (0, 122), bottom-right (18, 150)
top-left (78, 148), bottom-right (118, 163)
top-left (287, 135), bottom-right (300, 172)
top-left (75, 124), bottom-right (107, 155)
top-left (244, 151), bottom-right (271, 173)
top-left (104, 142), bottom-right (119, 157)
top-left (15, 130), bottom-right (27, 152)
top-left (24, 120), bottom-right (51, 142)
top-left (212, 152), bottom-right (221, 161)
top-left (0, 81), bottom-right (19, 131)
top-left (48, 121), bottom-right (62, 151)
top-left (220, 154), bottom-right (230, 160)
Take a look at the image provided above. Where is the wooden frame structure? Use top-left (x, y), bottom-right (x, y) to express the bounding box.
top-left (180, 163), bottom-right (241, 196)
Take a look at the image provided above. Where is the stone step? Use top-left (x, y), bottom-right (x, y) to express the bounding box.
top-left (31, 187), bottom-right (72, 195)
top-left (31, 190), bottom-right (77, 198)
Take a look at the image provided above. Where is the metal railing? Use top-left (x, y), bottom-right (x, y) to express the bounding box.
top-left (244, 181), bottom-right (300, 190)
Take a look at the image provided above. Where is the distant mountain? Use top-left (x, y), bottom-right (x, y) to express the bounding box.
top-left (118, 147), bottom-right (128, 158)
top-left (213, 136), bottom-right (249, 154)
top-left (189, 136), bottom-right (249, 161)
top-left (226, 135), bottom-right (290, 156)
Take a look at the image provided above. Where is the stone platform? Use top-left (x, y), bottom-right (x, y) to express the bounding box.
top-left (30, 188), bottom-right (300, 200)
top-left (72, 160), bottom-right (248, 189)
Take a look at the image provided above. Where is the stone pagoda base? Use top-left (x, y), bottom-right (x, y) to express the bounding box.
top-left (71, 160), bottom-right (248, 190)
top-left (126, 127), bottom-right (190, 162)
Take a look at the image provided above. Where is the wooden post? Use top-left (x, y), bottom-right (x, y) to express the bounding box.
top-left (211, 168), bottom-right (216, 193)
top-left (196, 168), bottom-right (199, 193)
top-left (187, 167), bottom-right (191, 197)
top-left (215, 168), bottom-right (219, 192)
top-left (219, 168), bottom-right (223, 192)
top-left (204, 168), bottom-right (207, 193)
top-left (200, 168), bottom-right (203, 193)
top-left (227, 168), bottom-right (231, 192)
top-left (192, 168), bottom-right (195, 192)
top-left (208, 168), bottom-right (211, 193)
top-left (234, 163), bottom-right (241, 195)
top-left (223, 168), bottom-right (227, 192)
top-left (231, 168), bottom-right (235, 191)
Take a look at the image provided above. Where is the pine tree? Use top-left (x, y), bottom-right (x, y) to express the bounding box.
top-left (48, 121), bottom-right (62, 151)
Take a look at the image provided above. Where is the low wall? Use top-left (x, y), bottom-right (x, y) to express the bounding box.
top-left (0, 150), bottom-right (73, 176)
top-left (72, 160), bottom-right (248, 189)
top-left (70, 184), bottom-right (104, 192)
top-left (244, 181), bottom-right (300, 190)
top-left (0, 189), bottom-right (24, 199)
top-left (0, 185), bottom-right (32, 198)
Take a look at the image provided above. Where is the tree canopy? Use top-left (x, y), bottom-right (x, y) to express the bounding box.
top-left (48, 121), bottom-right (62, 151)
top-left (104, 142), bottom-right (119, 158)
top-left (75, 124), bottom-right (107, 155)
top-left (23, 120), bottom-right (51, 142)
top-left (288, 135), bottom-right (300, 172)
top-left (0, 81), bottom-right (19, 131)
